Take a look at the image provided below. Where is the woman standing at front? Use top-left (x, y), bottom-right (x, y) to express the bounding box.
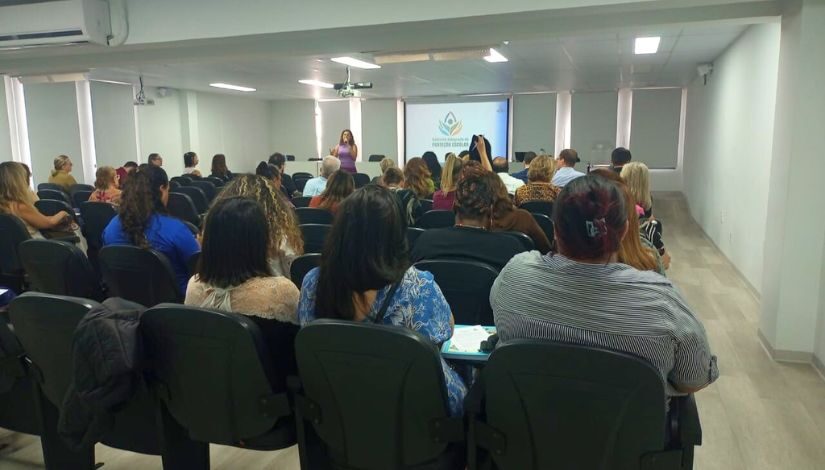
top-left (331, 129), bottom-right (358, 174)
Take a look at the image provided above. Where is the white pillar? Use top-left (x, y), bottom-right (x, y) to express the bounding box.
top-left (75, 80), bottom-right (98, 184)
top-left (348, 98), bottom-right (362, 161)
top-left (4, 76), bottom-right (32, 176)
top-left (615, 88), bottom-right (633, 148)
top-left (554, 91), bottom-right (572, 155)
top-left (396, 99), bottom-right (405, 167)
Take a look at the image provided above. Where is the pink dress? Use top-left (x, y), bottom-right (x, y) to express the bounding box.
top-left (432, 190), bottom-right (456, 211)
top-left (337, 144), bottom-right (357, 173)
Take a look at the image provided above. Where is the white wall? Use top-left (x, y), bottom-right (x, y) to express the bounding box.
top-left (196, 92), bottom-right (271, 173)
top-left (24, 83), bottom-right (86, 184)
top-left (319, 100), bottom-right (350, 158)
top-left (361, 99), bottom-right (398, 160)
top-left (135, 88), bottom-right (185, 176)
top-left (683, 23), bottom-right (780, 293)
top-left (0, 79), bottom-right (12, 162)
top-left (630, 88), bottom-right (681, 170)
top-left (513, 93), bottom-right (556, 155)
top-left (91, 81), bottom-right (138, 171)
top-left (269, 100), bottom-right (317, 160)
top-left (571, 91), bottom-right (617, 165)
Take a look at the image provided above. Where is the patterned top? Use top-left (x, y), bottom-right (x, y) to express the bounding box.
top-left (297, 266), bottom-right (467, 416)
top-left (88, 189), bottom-right (121, 205)
top-left (491, 251), bottom-right (718, 397)
top-left (514, 182), bottom-right (561, 206)
top-left (186, 275), bottom-right (299, 324)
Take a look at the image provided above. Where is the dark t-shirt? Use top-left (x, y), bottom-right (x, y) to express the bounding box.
top-left (411, 226), bottom-right (528, 272)
top-left (282, 173), bottom-right (298, 199)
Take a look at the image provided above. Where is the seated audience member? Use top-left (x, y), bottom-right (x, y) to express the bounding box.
top-left (148, 153), bottom-right (163, 167)
top-left (210, 153), bottom-right (233, 182)
top-left (490, 175), bottom-right (718, 397)
top-left (309, 170), bottom-right (354, 215)
top-left (484, 165), bottom-right (551, 253)
top-left (88, 166), bottom-right (122, 205)
top-left (103, 165), bottom-right (200, 294)
top-left (22, 163), bottom-right (38, 202)
top-left (371, 156), bottom-right (397, 184)
top-left (611, 147), bottom-right (632, 174)
top-left (0, 162), bottom-right (71, 237)
top-left (404, 157), bottom-right (435, 198)
top-left (116, 161), bottom-right (138, 185)
top-left (215, 175), bottom-right (303, 277)
top-left (590, 169), bottom-right (665, 275)
top-left (514, 155), bottom-right (561, 206)
top-left (621, 161), bottom-right (654, 218)
top-left (552, 149), bottom-right (585, 187)
top-left (432, 154), bottom-right (463, 210)
top-left (469, 135), bottom-right (494, 171)
top-left (303, 156), bottom-right (340, 197)
top-left (297, 185), bottom-right (466, 416)
top-left (255, 162), bottom-right (292, 205)
top-left (47, 154), bottom-right (78, 191)
top-left (183, 151), bottom-right (202, 177)
top-left (492, 157), bottom-right (525, 195)
top-left (269, 152), bottom-right (299, 199)
top-left (382, 168), bottom-right (420, 226)
top-left (510, 151), bottom-right (537, 183)
top-left (422, 151), bottom-right (442, 191)
top-left (413, 165), bottom-right (527, 271)
top-left (186, 197), bottom-right (299, 373)
top-left (458, 150), bottom-right (471, 162)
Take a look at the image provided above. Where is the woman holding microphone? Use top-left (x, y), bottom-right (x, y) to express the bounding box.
top-left (330, 129), bottom-right (358, 174)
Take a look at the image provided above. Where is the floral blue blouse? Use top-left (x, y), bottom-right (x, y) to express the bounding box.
top-left (297, 266), bottom-right (467, 416)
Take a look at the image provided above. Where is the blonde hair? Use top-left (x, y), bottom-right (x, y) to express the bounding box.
top-left (215, 175), bottom-right (304, 259)
top-left (440, 154), bottom-right (463, 193)
top-left (0, 162), bottom-right (35, 213)
top-left (621, 162), bottom-right (652, 210)
top-left (379, 157), bottom-right (396, 174)
top-left (94, 166), bottom-right (117, 191)
top-left (52, 155), bottom-right (71, 177)
top-left (527, 155), bottom-right (556, 183)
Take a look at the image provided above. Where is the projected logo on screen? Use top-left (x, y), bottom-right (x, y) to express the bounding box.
top-left (438, 112), bottom-right (463, 136)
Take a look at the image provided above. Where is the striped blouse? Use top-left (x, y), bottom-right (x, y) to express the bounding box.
top-left (490, 251), bottom-right (718, 397)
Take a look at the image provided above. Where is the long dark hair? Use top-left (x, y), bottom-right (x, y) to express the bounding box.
top-left (338, 129), bottom-right (355, 146)
top-left (319, 170), bottom-right (354, 211)
top-left (184, 151), bottom-right (197, 168)
top-left (197, 197), bottom-right (272, 287)
top-left (316, 185), bottom-right (409, 320)
top-left (256, 161), bottom-right (280, 181)
top-left (211, 154), bottom-right (229, 177)
top-left (119, 165), bottom-right (168, 248)
top-left (422, 151), bottom-right (442, 181)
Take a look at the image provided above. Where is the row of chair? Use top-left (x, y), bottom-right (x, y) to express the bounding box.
top-left (0, 292), bottom-right (701, 469)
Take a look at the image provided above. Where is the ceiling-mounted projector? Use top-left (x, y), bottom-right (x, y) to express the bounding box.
top-left (334, 67), bottom-right (372, 97)
top-left (134, 76), bottom-right (155, 106)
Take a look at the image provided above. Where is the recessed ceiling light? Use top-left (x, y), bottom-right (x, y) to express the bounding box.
top-left (298, 79), bottom-right (334, 89)
top-left (331, 57), bottom-right (381, 69)
top-left (483, 48), bottom-right (508, 63)
top-left (209, 82), bottom-right (256, 92)
top-left (634, 37), bottom-right (661, 55)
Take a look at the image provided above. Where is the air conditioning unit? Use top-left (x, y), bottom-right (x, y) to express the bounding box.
top-left (0, 0), bottom-right (112, 48)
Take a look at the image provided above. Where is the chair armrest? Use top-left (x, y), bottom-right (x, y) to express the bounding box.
top-left (672, 394), bottom-right (702, 447)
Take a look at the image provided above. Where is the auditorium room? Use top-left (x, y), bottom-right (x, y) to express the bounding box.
top-left (0, 0), bottom-right (823, 469)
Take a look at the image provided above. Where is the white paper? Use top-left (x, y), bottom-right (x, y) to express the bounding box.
top-left (0, 289), bottom-right (8, 296)
top-left (449, 325), bottom-right (493, 353)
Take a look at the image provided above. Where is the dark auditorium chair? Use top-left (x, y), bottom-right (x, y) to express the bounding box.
top-left (189, 180), bottom-right (217, 202)
top-left (172, 186), bottom-right (209, 214)
top-left (519, 200), bottom-right (553, 218)
top-left (178, 175), bottom-right (194, 184)
top-left (169, 180), bottom-right (181, 190)
top-left (168, 192), bottom-right (203, 228)
top-left (406, 227), bottom-right (426, 250)
top-left (368, 154), bottom-right (385, 162)
top-left (414, 260), bottom-right (498, 325)
top-left (420, 199), bottom-right (433, 213)
top-left (499, 231), bottom-right (534, 252)
top-left (292, 172), bottom-right (313, 180)
top-left (71, 190), bottom-right (93, 208)
top-left (142, 304), bottom-right (298, 469)
top-left (293, 176), bottom-right (311, 192)
top-left (292, 196), bottom-right (312, 208)
top-left (353, 173), bottom-right (371, 188)
top-left (170, 176), bottom-right (190, 187)
top-left (416, 210), bottom-right (456, 229)
top-left (35, 199), bottom-right (75, 219)
top-left (295, 207), bottom-right (333, 225)
top-left (37, 188), bottom-right (73, 205)
top-left (206, 176), bottom-right (225, 188)
top-left (466, 341), bottom-right (702, 470)
top-left (99, 245), bottom-right (182, 306)
top-left (290, 253), bottom-right (321, 287)
top-left (79, 201), bottom-right (117, 273)
top-left (38, 182), bottom-right (67, 193)
top-left (0, 315), bottom-right (41, 437)
top-left (0, 213), bottom-right (32, 292)
top-left (286, 155), bottom-right (296, 161)
top-left (69, 183), bottom-right (94, 195)
top-left (9, 293), bottom-right (180, 469)
top-left (19, 239), bottom-right (104, 300)
top-left (292, 320), bottom-right (465, 470)
top-left (300, 224), bottom-right (331, 254)
top-left (531, 213), bottom-right (554, 248)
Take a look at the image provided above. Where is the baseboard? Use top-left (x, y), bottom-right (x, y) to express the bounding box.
top-left (814, 355), bottom-right (825, 382)
top-left (758, 328), bottom-right (814, 363)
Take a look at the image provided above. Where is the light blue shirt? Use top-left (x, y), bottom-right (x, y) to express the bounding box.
top-left (302, 176), bottom-right (327, 197)
top-left (552, 166), bottom-right (585, 187)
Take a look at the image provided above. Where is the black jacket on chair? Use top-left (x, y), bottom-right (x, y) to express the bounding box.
top-left (59, 297), bottom-right (146, 450)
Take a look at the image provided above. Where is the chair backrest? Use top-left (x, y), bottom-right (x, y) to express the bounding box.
top-left (189, 180), bottom-right (217, 202)
top-left (37, 183), bottom-right (67, 194)
top-left (173, 187), bottom-right (208, 213)
top-left (295, 207), bottom-right (333, 225)
top-left (293, 176), bottom-right (311, 192)
top-left (416, 210), bottom-right (455, 229)
top-left (0, 315), bottom-right (40, 436)
top-left (168, 192), bottom-right (202, 227)
top-left (170, 176), bottom-right (190, 186)
top-left (72, 190), bottom-right (93, 208)
top-left (531, 213), bottom-right (554, 245)
top-left (413, 259), bottom-right (498, 325)
top-left (292, 196), bottom-right (312, 208)
top-left (69, 184), bottom-right (95, 195)
top-left (295, 320), bottom-right (454, 469)
top-left (205, 176), bottom-right (225, 187)
top-left (79, 201), bottom-right (117, 252)
top-left (0, 214), bottom-right (32, 278)
top-left (479, 340), bottom-right (668, 470)
top-left (289, 253), bottom-right (321, 287)
top-left (34, 199), bottom-right (74, 219)
top-left (286, 155), bottom-right (295, 161)
top-left (300, 224), bottom-right (331, 254)
top-left (353, 173), bottom-right (371, 188)
top-left (368, 154), bottom-right (385, 162)
top-left (178, 175), bottom-right (194, 184)
top-left (99, 245), bottom-right (182, 306)
top-left (498, 231), bottom-right (534, 251)
top-left (37, 189), bottom-right (72, 205)
top-left (292, 172), bottom-right (313, 179)
top-left (419, 199), bottom-right (433, 213)
top-left (406, 227), bottom-right (426, 250)
top-left (519, 200), bottom-right (553, 218)
top-left (19, 239), bottom-right (103, 300)
top-left (142, 304), bottom-right (296, 446)
top-left (169, 180), bottom-right (181, 190)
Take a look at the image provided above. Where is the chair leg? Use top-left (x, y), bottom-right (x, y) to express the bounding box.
top-left (34, 385), bottom-right (94, 470)
top-left (156, 403), bottom-right (210, 470)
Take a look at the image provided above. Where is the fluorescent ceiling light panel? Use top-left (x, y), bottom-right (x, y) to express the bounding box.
top-left (483, 48), bottom-right (508, 63)
top-left (374, 52), bottom-right (432, 65)
top-left (299, 79), bottom-right (334, 89)
top-left (331, 57), bottom-right (381, 69)
top-left (210, 82), bottom-right (256, 92)
top-left (634, 37), bottom-right (661, 54)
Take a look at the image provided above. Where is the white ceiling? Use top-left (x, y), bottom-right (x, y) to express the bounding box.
top-left (85, 22), bottom-right (748, 100)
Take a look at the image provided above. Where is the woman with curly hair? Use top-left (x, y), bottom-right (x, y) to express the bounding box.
top-left (309, 170), bottom-right (354, 215)
top-left (214, 174), bottom-right (304, 277)
top-left (404, 157), bottom-right (434, 199)
top-left (103, 165), bottom-right (200, 294)
top-left (89, 166), bottom-right (122, 205)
